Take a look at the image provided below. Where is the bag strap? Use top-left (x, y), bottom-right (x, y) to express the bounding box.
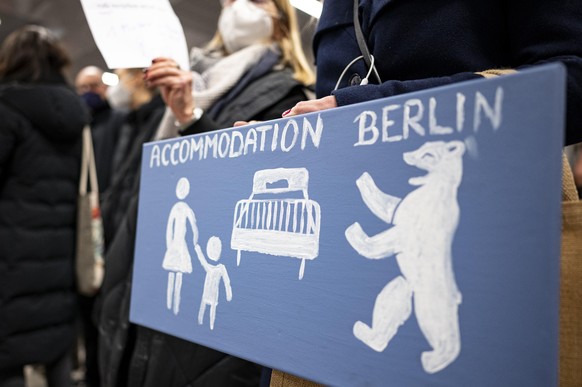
top-left (562, 152), bottom-right (579, 202)
top-left (475, 69), bottom-right (518, 78)
top-left (352, 0), bottom-right (382, 84)
top-left (79, 125), bottom-right (99, 199)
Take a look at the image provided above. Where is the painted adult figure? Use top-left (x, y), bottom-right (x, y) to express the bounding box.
top-left (162, 177), bottom-right (198, 315)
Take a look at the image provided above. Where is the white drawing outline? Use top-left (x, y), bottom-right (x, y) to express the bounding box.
top-left (346, 140), bottom-right (465, 374)
top-left (231, 168), bottom-right (321, 279)
top-left (162, 177), bottom-right (198, 315)
top-left (195, 237), bottom-right (232, 330)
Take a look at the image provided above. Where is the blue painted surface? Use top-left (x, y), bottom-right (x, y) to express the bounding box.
top-left (131, 64), bottom-right (565, 386)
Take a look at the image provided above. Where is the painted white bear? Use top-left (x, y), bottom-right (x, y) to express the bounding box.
top-left (345, 140), bottom-right (465, 374)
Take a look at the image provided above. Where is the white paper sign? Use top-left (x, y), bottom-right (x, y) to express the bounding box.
top-left (80, 0), bottom-right (190, 70)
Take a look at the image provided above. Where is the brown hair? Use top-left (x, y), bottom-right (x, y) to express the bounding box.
top-left (0, 25), bottom-right (71, 83)
top-left (206, 0), bottom-right (315, 86)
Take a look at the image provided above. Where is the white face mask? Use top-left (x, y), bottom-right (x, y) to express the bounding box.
top-left (106, 81), bottom-right (132, 110)
top-left (218, 0), bottom-right (274, 54)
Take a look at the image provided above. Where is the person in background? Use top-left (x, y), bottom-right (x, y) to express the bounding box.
top-left (91, 68), bottom-right (166, 387)
top-left (284, 0), bottom-right (582, 147)
top-left (0, 25), bottom-right (89, 387)
top-left (95, 1), bottom-right (315, 386)
top-left (100, 67), bottom-right (165, 248)
top-left (75, 66), bottom-right (127, 195)
top-left (74, 65), bottom-right (127, 387)
top-left (145, 0), bottom-right (314, 139)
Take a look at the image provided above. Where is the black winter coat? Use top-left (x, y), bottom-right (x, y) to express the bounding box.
top-left (0, 82), bottom-right (88, 368)
top-left (89, 103), bottom-right (127, 195)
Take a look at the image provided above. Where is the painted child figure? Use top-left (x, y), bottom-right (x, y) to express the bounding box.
top-left (194, 236), bottom-right (233, 330)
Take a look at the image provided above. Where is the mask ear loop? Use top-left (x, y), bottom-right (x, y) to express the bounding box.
top-left (333, 55), bottom-right (363, 91)
top-left (333, 55), bottom-right (378, 90)
top-left (359, 55), bottom-right (376, 86)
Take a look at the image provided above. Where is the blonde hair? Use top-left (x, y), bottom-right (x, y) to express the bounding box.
top-left (206, 0), bottom-right (315, 86)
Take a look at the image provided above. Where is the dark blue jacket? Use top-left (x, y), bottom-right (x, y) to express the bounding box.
top-left (314, 0), bottom-right (582, 145)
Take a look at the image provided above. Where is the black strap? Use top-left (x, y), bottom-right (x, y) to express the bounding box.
top-left (353, 0), bottom-right (382, 83)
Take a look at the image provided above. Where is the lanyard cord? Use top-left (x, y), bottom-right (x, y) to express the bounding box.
top-left (353, 0), bottom-right (382, 84)
top-left (333, 55), bottom-right (377, 91)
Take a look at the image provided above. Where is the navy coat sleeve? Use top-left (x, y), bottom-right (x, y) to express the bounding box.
top-left (317, 0), bottom-right (582, 145)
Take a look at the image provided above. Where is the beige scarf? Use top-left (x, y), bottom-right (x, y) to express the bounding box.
top-left (154, 43), bottom-right (273, 140)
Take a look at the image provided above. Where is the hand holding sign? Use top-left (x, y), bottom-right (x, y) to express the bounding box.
top-left (282, 95), bottom-right (338, 118)
top-left (145, 57), bottom-right (195, 125)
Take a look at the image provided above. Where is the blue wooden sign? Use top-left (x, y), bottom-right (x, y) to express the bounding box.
top-left (131, 64), bottom-right (565, 386)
